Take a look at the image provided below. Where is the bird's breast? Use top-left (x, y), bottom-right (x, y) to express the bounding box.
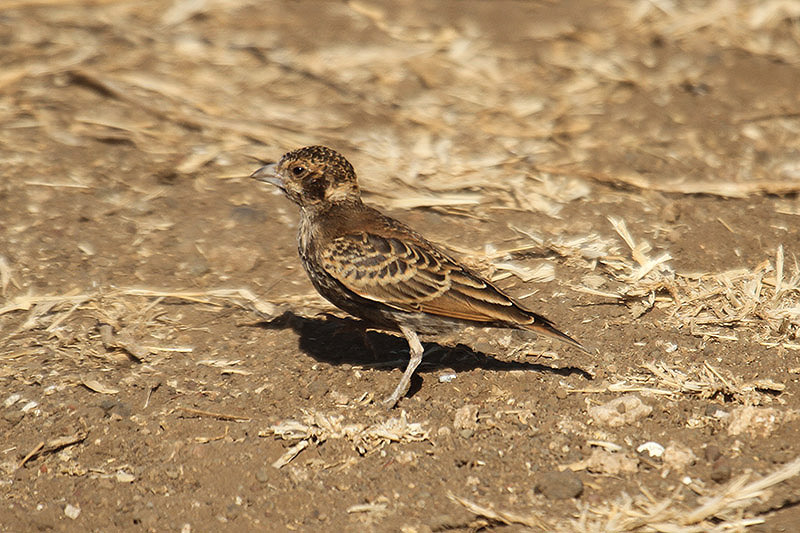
top-left (297, 214), bottom-right (315, 260)
top-left (296, 214), bottom-right (335, 291)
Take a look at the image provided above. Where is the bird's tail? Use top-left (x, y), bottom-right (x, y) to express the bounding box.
top-left (521, 315), bottom-right (595, 355)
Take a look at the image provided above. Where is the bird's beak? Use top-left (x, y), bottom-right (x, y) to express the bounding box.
top-left (250, 163), bottom-right (284, 190)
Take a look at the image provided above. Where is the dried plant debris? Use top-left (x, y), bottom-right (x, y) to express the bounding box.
top-left (672, 246), bottom-right (800, 344)
top-left (571, 361), bottom-right (786, 405)
top-left (451, 456), bottom-right (800, 533)
top-left (447, 492), bottom-right (548, 530)
top-left (2, 0), bottom-right (800, 530)
top-left (726, 406), bottom-right (797, 438)
top-left (525, 218), bottom-right (800, 346)
top-left (260, 410), bottom-right (430, 466)
top-left (2, 0), bottom-right (798, 203)
top-left (587, 395), bottom-right (653, 427)
top-left (0, 286), bottom-right (305, 379)
top-left (568, 456), bottom-right (800, 533)
top-left (2, 224), bottom-right (796, 355)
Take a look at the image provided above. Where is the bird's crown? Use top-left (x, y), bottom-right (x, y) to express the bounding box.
top-left (275, 145), bottom-right (360, 206)
top-left (280, 145), bottom-right (356, 185)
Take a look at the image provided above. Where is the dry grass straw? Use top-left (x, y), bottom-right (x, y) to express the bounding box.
top-left (515, 216), bottom-right (800, 347)
top-left (1, 213), bottom-right (796, 360)
top-left (3, 222), bottom-right (796, 357)
top-left (451, 456), bottom-right (800, 532)
top-left (569, 455), bottom-right (800, 533)
top-left (568, 361), bottom-right (785, 405)
top-left (447, 492), bottom-right (547, 530)
top-left (3, 0), bottom-right (798, 244)
top-left (261, 409), bottom-right (429, 467)
top-left (16, 432), bottom-right (87, 470)
top-left (0, 256), bottom-right (17, 297)
top-left (0, 286), bottom-right (308, 367)
top-left (563, 167), bottom-right (800, 199)
top-left (2, 1), bottom-right (799, 530)
top-left (670, 245), bottom-right (800, 344)
top-left (0, 286), bottom-right (288, 328)
top-left (3, 0), bottom-right (798, 200)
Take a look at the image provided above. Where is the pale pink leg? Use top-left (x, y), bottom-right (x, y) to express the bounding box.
top-left (383, 326), bottom-right (423, 409)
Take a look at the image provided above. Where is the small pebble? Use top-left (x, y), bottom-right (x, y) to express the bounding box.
top-left (3, 393), bottom-right (21, 408)
top-left (64, 504), bottom-right (81, 519)
top-left (328, 390), bottom-right (349, 404)
top-left (132, 508), bottom-right (159, 527)
top-left (116, 470), bottom-right (135, 483)
top-left (637, 441), bottom-right (665, 458)
top-left (704, 444), bottom-right (721, 463)
top-left (438, 372), bottom-right (457, 383)
top-left (535, 470), bottom-right (583, 499)
top-left (3, 411), bottom-right (24, 425)
top-left (710, 458), bottom-right (732, 483)
top-left (307, 379), bottom-right (329, 398)
top-left (225, 504), bottom-right (240, 520)
top-left (704, 404), bottom-right (727, 418)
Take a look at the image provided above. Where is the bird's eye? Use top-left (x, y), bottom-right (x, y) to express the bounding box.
top-left (290, 165), bottom-right (306, 177)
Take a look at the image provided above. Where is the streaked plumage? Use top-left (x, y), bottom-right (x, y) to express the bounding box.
top-left (252, 145), bottom-right (590, 408)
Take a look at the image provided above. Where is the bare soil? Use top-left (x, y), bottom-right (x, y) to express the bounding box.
top-left (2, 1), bottom-right (800, 531)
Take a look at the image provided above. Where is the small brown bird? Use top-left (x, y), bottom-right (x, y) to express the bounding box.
top-left (252, 146), bottom-right (590, 408)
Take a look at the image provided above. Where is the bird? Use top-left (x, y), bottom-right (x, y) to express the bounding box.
top-left (251, 145), bottom-right (591, 408)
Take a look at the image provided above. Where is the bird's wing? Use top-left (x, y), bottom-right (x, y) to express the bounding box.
top-left (320, 232), bottom-right (525, 323)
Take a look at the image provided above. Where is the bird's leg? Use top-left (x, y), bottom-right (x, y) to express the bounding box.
top-left (357, 327), bottom-right (380, 360)
top-left (383, 325), bottom-right (424, 409)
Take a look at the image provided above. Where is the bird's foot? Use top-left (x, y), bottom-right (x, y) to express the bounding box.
top-left (381, 378), bottom-right (411, 410)
top-left (380, 325), bottom-right (424, 410)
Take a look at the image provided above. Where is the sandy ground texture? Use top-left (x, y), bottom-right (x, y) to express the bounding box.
top-left (2, 0), bottom-right (800, 531)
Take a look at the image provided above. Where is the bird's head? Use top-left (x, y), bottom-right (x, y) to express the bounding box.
top-left (251, 145), bottom-right (360, 209)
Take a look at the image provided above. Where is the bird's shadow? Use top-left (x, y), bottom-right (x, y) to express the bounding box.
top-left (251, 312), bottom-right (592, 394)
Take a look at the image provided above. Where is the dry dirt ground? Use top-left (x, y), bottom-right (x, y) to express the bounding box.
top-left (2, 1), bottom-right (800, 532)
